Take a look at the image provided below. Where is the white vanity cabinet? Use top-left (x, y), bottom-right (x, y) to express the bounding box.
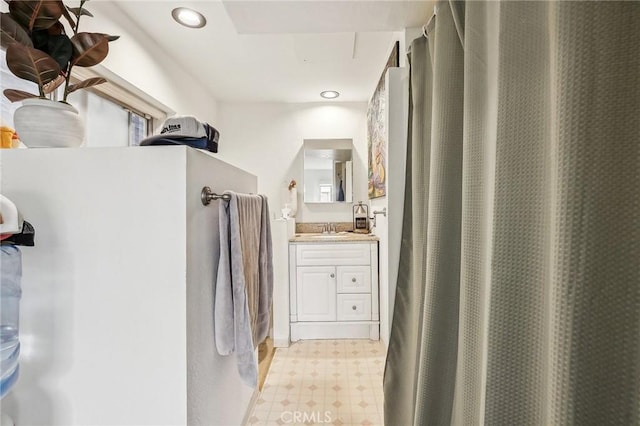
top-left (289, 241), bottom-right (379, 340)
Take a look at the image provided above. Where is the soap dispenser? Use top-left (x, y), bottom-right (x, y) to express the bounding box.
top-left (353, 201), bottom-right (369, 234)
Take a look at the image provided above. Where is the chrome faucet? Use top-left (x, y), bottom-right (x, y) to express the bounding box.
top-left (322, 222), bottom-right (336, 234)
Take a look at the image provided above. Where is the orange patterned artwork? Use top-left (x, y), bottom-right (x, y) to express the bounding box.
top-left (367, 41), bottom-right (399, 199)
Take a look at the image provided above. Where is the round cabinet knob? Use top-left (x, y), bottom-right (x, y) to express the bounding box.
top-left (352, 305), bottom-right (357, 310)
top-left (352, 278), bottom-right (357, 283)
top-left (330, 273), bottom-right (335, 278)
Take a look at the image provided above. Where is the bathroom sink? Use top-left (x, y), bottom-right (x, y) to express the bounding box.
top-left (295, 232), bottom-right (350, 238)
top-left (293, 232), bottom-right (368, 240)
top-left (313, 233), bottom-right (351, 238)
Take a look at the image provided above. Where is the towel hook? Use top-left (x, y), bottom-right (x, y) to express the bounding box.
top-left (369, 207), bottom-right (387, 230)
top-left (201, 186), bottom-right (231, 206)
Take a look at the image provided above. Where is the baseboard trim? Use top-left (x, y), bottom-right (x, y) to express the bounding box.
top-left (291, 322), bottom-right (379, 341)
top-left (241, 388), bottom-right (260, 426)
top-left (273, 338), bottom-right (290, 348)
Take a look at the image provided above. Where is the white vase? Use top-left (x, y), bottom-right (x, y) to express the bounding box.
top-left (13, 99), bottom-right (84, 148)
top-left (288, 188), bottom-right (298, 217)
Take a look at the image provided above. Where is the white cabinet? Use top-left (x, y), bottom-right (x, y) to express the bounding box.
top-left (289, 241), bottom-right (379, 341)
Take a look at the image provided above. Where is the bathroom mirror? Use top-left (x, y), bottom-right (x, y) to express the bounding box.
top-left (303, 139), bottom-right (353, 203)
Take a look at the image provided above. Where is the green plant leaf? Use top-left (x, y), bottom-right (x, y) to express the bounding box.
top-left (67, 77), bottom-right (106, 94)
top-left (71, 32), bottom-right (108, 67)
top-left (66, 6), bottom-right (93, 17)
top-left (3, 89), bottom-right (39, 103)
top-left (0, 13), bottom-right (33, 48)
top-left (8, 1), bottom-right (66, 31)
top-left (6, 43), bottom-right (61, 88)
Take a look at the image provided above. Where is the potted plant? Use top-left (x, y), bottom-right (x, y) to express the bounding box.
top-left (1, 0), bottom-right (118, 147)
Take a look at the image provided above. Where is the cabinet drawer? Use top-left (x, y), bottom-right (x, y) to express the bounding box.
top-left (296, 243), bottom-right (371, 266)
top-left (337, 294), bottom-right (371, 321)
top-left (336, 266), bottom-right (371, 293)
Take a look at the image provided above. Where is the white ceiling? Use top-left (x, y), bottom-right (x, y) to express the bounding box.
top-left (113, 1), bottom-right (433, 103)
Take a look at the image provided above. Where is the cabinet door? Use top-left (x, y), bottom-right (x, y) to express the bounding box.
top-left (296, 266), bottom-right (336, 322)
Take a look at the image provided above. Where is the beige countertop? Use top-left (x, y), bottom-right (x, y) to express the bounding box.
top-left (289, 232), bottom-right (379, 243)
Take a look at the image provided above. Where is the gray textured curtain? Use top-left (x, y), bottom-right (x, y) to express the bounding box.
top-left (384, 1), bottom-right (640, 425)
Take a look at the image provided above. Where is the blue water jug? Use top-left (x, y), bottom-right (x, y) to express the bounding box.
top-left (1, 245), bottom-right (21, 398)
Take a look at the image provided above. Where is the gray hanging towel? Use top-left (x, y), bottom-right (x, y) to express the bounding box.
top-left (215, 191), bottom-right (273, 387)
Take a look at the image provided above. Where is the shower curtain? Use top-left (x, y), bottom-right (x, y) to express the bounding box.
top-left (384, 2), bottom-right (640, 425)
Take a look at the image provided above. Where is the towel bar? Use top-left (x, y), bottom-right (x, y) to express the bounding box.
top-left (201, 186), bottom-right (231, 205)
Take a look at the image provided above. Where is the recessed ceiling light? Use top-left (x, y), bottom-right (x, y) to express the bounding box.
top-left (320, 91), bottom-right (340, 99)
top-left (172, 7), bottom-right (207, 29)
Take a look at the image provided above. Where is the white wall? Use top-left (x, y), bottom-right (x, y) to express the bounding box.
top-left (1, 148), bottom-right (187, 425)
top-left (216, 102), bottom-right (368, 224)
top-left (370, 33), bottom-right (413, 348)
top-left (271, 218), bottom-right (296, 347)
top-left (372, 68), bottom-right (409, 347)
top-left (185, 149), bottom-right (257, 425)
top-left (0, 147), bottom-right (256, 425)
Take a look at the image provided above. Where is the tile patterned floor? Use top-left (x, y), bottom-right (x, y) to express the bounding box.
top-left (247, 339), bottom-right (385, 426)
